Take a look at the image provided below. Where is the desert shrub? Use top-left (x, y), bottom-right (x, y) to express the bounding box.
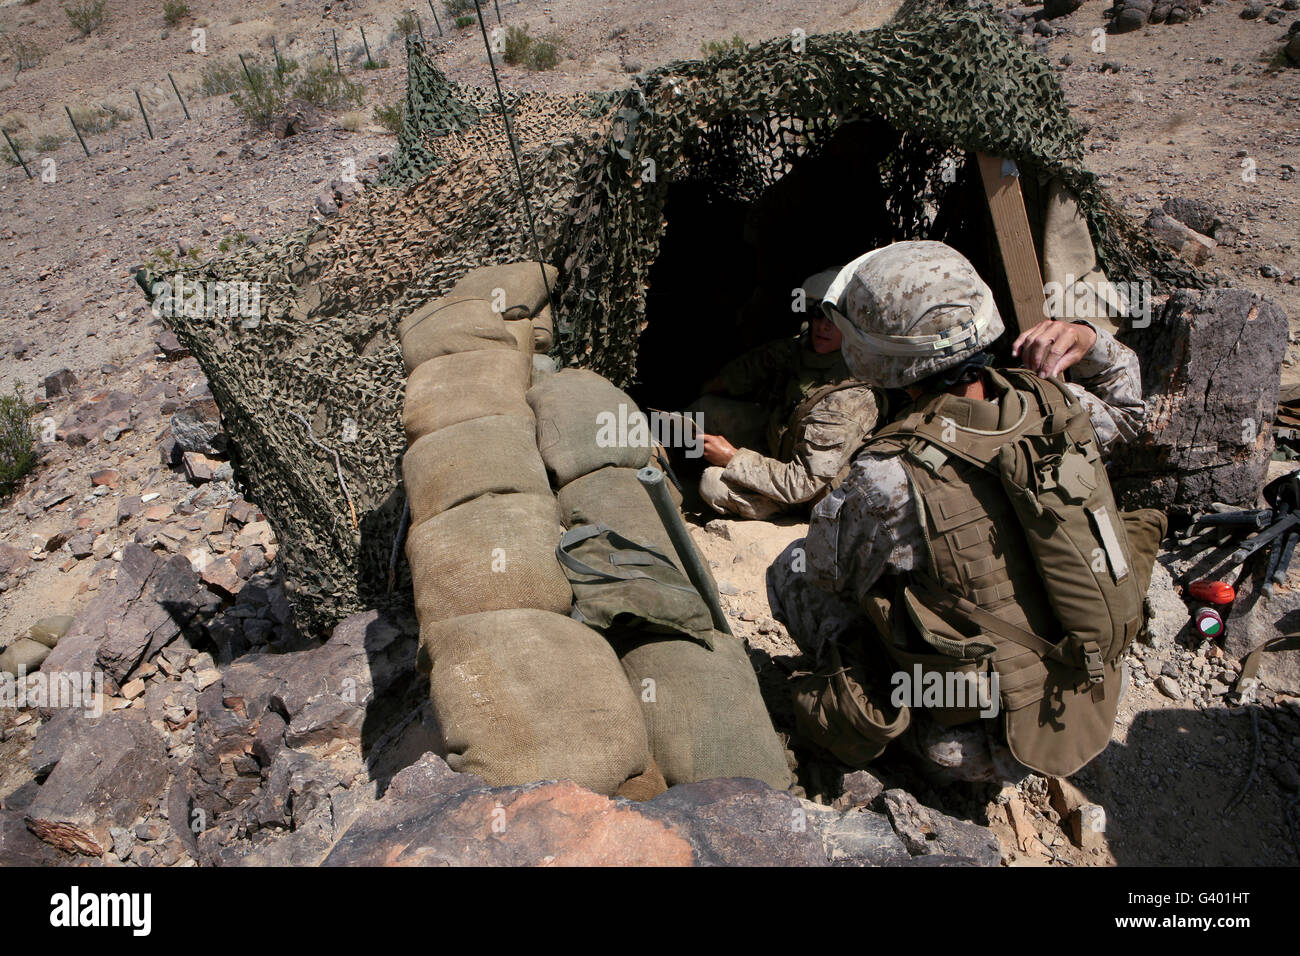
top-left (4, 34), bottom-right (46, 74)
top-left (502, 25), bottom-right (561, 71)
top-left (2, 134), bottom-right (29, 166)
top-left (525, 36), bottom-right (560, 70)
top-left (700, 34), bottom-right (746, 57)
top-left (233, 55), bottom-right (363, 128)
top-left (230, 59), bottom-right (281, 127)
top-left (68, 103), bottom-right (130, 135)
top-left (199, 59), bottom-right (244, 95)
top-left (64, 0), bottom-right (106, 38)
top-left (36, 132), bottom-right (63, 151)
top-left (454, 15), bottom-right (474, 28)
top-left (0, 387), bottom-right (37, 500)
top-left (443, 0), bottom-right (475, 15)
top-left (162, 0), bottom-right (191, 27)
top-left (390, 11), bottom-right (421, 42)
top-left (294, 60), bottom-right (363, 109)
top-left (373, 100), bottom-right (403, 133)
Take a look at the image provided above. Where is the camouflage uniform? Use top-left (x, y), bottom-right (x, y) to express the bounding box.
top-left (769, 323), bottom-right (1142, 653)
top-left (692, 335), bottom-right (880, 520)
top-left (768, 240), bottom-right (1145, 780)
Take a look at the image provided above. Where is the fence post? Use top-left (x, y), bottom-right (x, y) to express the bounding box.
top-left (359, 24), bottom-right (374, 66)
top-left (134, 89), bottom-right (155, 139)
top-left (64, 106), bottom-right (91, 157)
top-left (237, 53), bottom-right (257, 90)
top-left (332, 29), bottom-right (343, 75)
top-left (168, 73), bottom-right (191, 120)
top-left (428, 0), bottom-right (444, 36)
top-left (2, 129), bottom-right (32, 179)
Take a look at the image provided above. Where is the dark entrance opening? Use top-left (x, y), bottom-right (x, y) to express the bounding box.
top-left (629, 113), bottom-right (1015, 415)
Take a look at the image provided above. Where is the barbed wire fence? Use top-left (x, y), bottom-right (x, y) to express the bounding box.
top-left (1, 3), bottom-right (527, 182)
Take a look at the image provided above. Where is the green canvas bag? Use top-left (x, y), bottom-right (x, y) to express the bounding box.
top-left (556, 524), bottom-right (714, 645)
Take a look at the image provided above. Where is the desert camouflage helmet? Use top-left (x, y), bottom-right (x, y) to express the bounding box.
top-left (821, 240), bottom-right (1004, 388)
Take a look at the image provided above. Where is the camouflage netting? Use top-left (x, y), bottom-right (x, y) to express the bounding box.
top-left (151, 7), bottom-right (1208, 635)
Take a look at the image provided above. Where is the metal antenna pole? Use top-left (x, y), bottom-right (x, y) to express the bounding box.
top-left (470, 0), bottom-right (556, 323)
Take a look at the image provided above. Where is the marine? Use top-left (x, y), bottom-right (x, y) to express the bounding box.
top-left (768, 240), bottom-right (1164, 781)
top-left (689, 270), bottom-right (882, 520)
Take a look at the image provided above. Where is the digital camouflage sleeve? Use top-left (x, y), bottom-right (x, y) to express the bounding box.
top-left (719, 385), bottom-right (881, 507)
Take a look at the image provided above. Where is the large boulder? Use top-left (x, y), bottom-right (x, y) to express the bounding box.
top-left (24, 711), bottom-right (170, 856)
top-left (1114, 289), bottom-right (1288, 511)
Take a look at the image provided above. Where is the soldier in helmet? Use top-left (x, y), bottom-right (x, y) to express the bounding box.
top-left (768, 240), bottom-right (1161, 782)
top-left (689, 269), bottom-right (883, 521)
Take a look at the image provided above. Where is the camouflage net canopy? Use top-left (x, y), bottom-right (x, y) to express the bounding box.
top-left (161, 6), bottom-right (1205, 635)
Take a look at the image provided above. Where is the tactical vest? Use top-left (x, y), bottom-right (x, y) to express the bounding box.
top-left (862, 368), bottom-right (1165, 777)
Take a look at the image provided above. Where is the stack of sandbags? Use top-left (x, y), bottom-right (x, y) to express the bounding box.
top-left (530, 370), bottom-right (793, 791)
top-left (450, 261), bottom-right (558, 355)
top-left (399, 262), bottom-right (650, 796)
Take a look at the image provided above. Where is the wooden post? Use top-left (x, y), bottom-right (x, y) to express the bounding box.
top-left (976, 152), bottom-right (1045, 334)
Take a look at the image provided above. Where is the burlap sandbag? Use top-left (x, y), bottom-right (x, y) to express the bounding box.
top-left (406, 492), bottom-right (571, 624)
top-left (0, 638), bottom-right (52, 677)
top-left (451, 262), bottom-right (558, 318)
top-left (403, 349), bottom-right (532, 444)
top-left (610, 629), bottom-right (794, 790)
top-left (502, 318), bottom-right (533, 355)
top-left (27, 615), bottom-right (74, 649)
top-left (557, 466), bottom-right (680, 571)
top-left (422, 608), bottom-right (650, 795)
top-left (403, 415), bottom-right (552, 521)
top-left (527, 368), bottom-right (653, 486)
top-left (532, 305), bottom-right (555, 353)
top-left (398, 297), bottom-right (518, 373)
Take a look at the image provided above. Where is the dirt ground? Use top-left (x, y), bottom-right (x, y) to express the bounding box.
top-left (2, 0), bottom-right (1298, 866)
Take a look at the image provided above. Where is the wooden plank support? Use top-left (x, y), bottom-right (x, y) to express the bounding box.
top-left (976, 152), bottom-right (1045, 334)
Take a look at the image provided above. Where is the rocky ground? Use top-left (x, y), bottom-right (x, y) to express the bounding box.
top-left (1, 0), bottom-right (1298, 866)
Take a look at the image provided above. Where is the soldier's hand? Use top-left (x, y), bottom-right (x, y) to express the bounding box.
top-left (1012, 320), bottom-right (1098, 379)
top-left (699, 433), bottom-right (738, 467)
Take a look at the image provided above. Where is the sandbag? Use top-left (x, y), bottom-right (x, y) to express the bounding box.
top-left (403, 349), bottom-right (532, 443)
top-left (532, 305), bottom-right (555, 353)
top-left (403, 415), bottom-right (552, 521)
top-left (398, 297), bottom-right (518, 374)
top-left (557, 466), bottom-right (679, 569)
top-left (502, 318), bottom-right (534, 355)
top-left (0, 638), bottom-right (52, 677)
top-left (527, 368), bottom-right (653, 486)
top-left (451, 262), bottom-right (558, 318)
top-left (422, 608), bottom-right (650, 795)
top-left (406, 492), bottom-right (571, 624)
top-left (27, 615), bottom-right (74, 649)
top-left (609, 630), bottom-right (794, 790)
